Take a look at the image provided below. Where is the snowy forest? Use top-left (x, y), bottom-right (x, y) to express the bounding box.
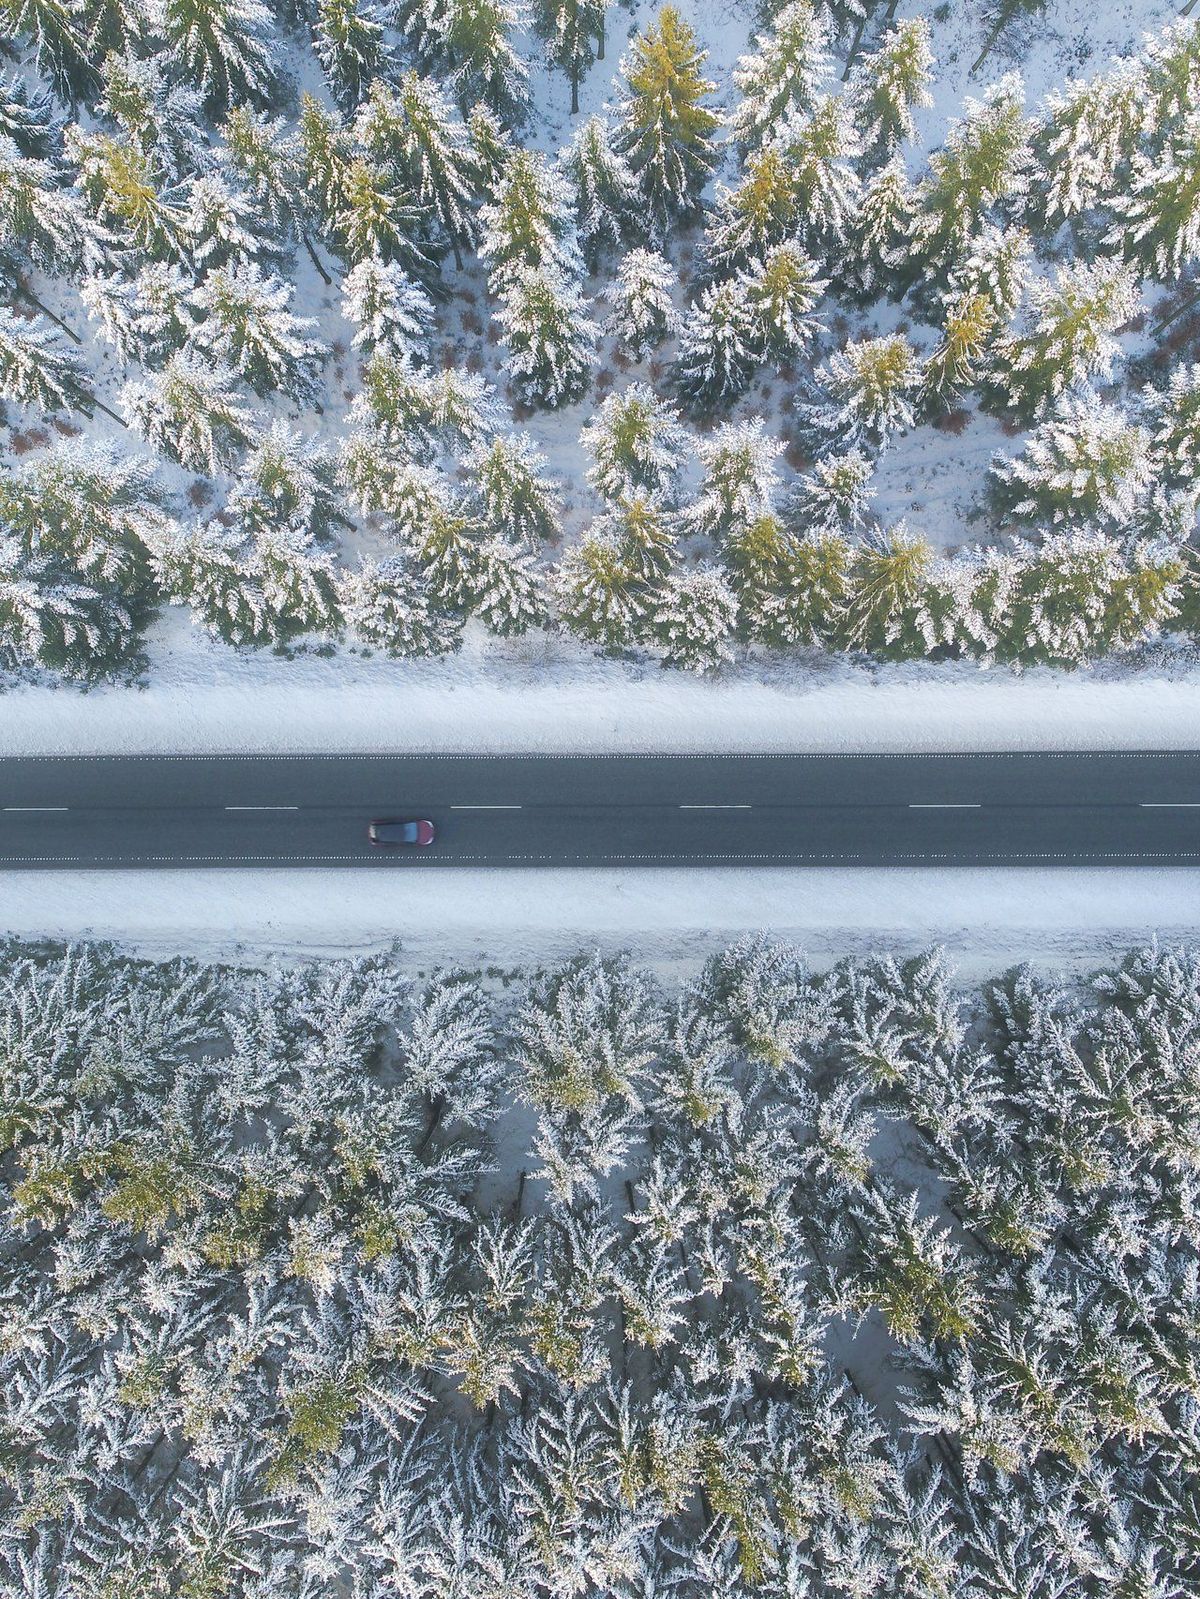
top-left (1, 934), bottom-right (1198, 1596)
top-left (1, 2), bottom-right (1200, 679)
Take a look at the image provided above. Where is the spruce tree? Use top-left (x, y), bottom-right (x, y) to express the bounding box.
top-left (0, 70), bottom-right (56, 158)
top-left (0, 137), bottom-right (94, 273)
top-left (848, 18), bottom-right (935, 157)
top-left (674, 278), bottom-right (758, 410)
top-left (801, 333), bottom-right (921, 453)
top-left (340, 554), bottom-right (462, 656)
top-left (67, 126), bottom-right (188, 260)
top-left (221, 109), bottom-right (314, 258)
top-left (233, 422), bottom-right (340, 544)
top-left (1035, 57), bottom-right (1147, 224)
top-left (183, 171), bottom-right (262, 270)
top-left (921, 291), bottom-right (996, 412)
top-left (582, 382), bottom-right (690, 504)
top-left (1143, 362), bottom-right (1200, 491)
top-left (479, 148), bottom-right (582, 293)
top-left (468, 432), bottom-right (561, 545)
top-left (341, 259), bottom-right (435, 365)
top-left (192, 263), bottom-right (324, 399)
top-left (0, 0), bottom-right (91, 100)
top-left (988, 258), bottom-right (1141, 421)
top-left (495, 266), bottom-right (598, 409)
top-left (315, 0), bottom-right (390, 112)
top-left (558, 115), bottom-right (636, 271)
top-left (945, 222), bottom-right (1030, 323)
top-left (726, 515), bottom-right (849, 647)
top-left (0, 310), bottom-right (94, 418)
top-left (773, 94), bottom-right (862, 255)
top-left (740, 240), bottom-right (825, 369)
top-left (605, 247), bottom-right (680, 359)
top-left (354, 74), bottom-right (479, 268)
top-left (121, 350), bottom-right (258, 472)
top-left (649, 563), bottom-right (738, 672)
top-left (687, 421), bottom-right (783, 543)
top-left (839, 154), bottom-right (917, 302)
top-left (158, 0), bottom-right (276, 112)
top-left (990, 392), bottom-right (1153, 532)
top-left (613, 6), bottom-right (721, 238)
top-left (602, 491), bottom-right (678, 580)
top-left (1107, 109), bottom-right (1200, 283)
top-left (730, 2), bottom-right (832, 153)
top-left (789, 448), bottom-right (876, 535)
top-left (397, 0), bottom-right (529, 121)
top-left (98, 50), bottom-right (205, 179)
top-left (472, 537), bottom-right (546, 635)
top-left (536, 0), bottom-right (608, 115)
top-left (81, 261), bottom-right (196, 366)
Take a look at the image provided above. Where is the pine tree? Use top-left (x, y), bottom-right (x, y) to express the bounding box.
top-left (801, 333), bottom-right (921, 453)
top-left (558, 115), bottom-right (636, 270)
top-left (221, 108), bottom-right (313, 255)
top-left (1107, 109), bottom-right (1200, 283)
top-left (552, 527), bottom-right (647, 646)
top-left (843, 528), bottom-right (959, 658)
top-left (332, 157), bottom-right (441, 283)
top-left (121, 350), bottom-right (258, 472)
top-left (158, 0), bottom-right (276, 112)
top-left (479, 148), bottom-right (582, 294)
top-left (988, 258), bottom-right (1141, 421)
top-left (582, 382), bottom-right (689, 503)
top-left (674, 277), bottom-right (758, 410)
top-left (648, 562), bottom-right (738, 671)
top-left (298, 90), bottom-right (352, 224)
top-left (990, 392), bottom-right (1153, 532)
top-left (789, 448), bottom-right (876, 534)
top-left (467, 101), bottom-right (513, 200)
top-left (687, 420), bottom-right (783, 543)
top-left (849, 18), bottom-right (935, 157)
top-left (613, 6), bottom-right (721, 238)
top-left (740, 240), bottom-right (825, 369)
top-left (406, 498), bottom-right (484, 611)
top-left (192, 263), bottom-right (324, 399)
top-left (921, 291), bottom-right (996, 411)
top-left (730, 520), bottom-right (850, 647)
top-left (1140, 16), bottom-right (1200, 136)
top-left (601, 491), bottom-right (678, 580)
top-left (0, 309), bottom-right (94, 417)
top-left (67, 126), bottom-right (188, 259)
top-left (254, 518), bottom-right (344, 639)
top-left (0, 70), bottom-right (56, 159)
top-left (82, 0), bottom-right (154, 59)
top-left (730, 2), bottom-right (832, 153)
top-left (536, 0), bottom-right (608, 115)
top-left (839, 154), bottom-right (918, 301)
top-left (702, 145), bottom-right (802, 278)
top-left (0, 561), bottom-right (139, 677)
top-left (605, 247), bottom-right (680, 359)
top-left (341, 554), bottom-right (462, 655)
top-left (472, 536), bottom-right (546, 635)
top-left (342, 259), bottom-right (435, 365)
top-left (468, 431), bottom-right (561, 545)
top-left (916, 73), bottom-right (1032, 275)
top-left (355, 74), bottom-right (479, 268)
top-left (1035, 57), bottom-right (1147, 224)
top-left (315, 0), bottom-right (390, 111)
top-left (772, 94), bottom-right (862, 254)
top-left (495, 266), bottom-right (598, 409)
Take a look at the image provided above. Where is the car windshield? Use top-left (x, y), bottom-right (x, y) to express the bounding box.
top-left (377, 822), bottom-right (418, 843)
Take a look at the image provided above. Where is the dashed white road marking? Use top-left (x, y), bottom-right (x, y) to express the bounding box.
top-left (1141, 802), bottom-right (1200, 808)
top-left (3, 806), bottom-right (68, 812)
top-left (679, 804), bottom-right (752, 810)
top-left (450, 804), bottom-right (522, 810)
top-left (223, 805), bottom-right (299, 811)
top-left (909, 803), bottom-right (982, 809)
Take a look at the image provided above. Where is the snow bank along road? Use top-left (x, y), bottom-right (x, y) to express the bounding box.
top-left (0, 753), bottom-right (1198, 868)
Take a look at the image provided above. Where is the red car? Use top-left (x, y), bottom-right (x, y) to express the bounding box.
top-left (367, 819), bottom-right (436, 848)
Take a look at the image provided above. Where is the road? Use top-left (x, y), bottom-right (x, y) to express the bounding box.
top-left (0, 752), bottom-right (1197, 868)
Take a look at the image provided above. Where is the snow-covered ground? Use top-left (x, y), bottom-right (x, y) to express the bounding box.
top-left (3, 608), bottom-right (1198, 754)
top-left (4, 862), bottom-right (1196, 975)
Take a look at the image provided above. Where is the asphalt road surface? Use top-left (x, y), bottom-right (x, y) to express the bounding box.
top-left (0, 752), bottom-right (1198, 869)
